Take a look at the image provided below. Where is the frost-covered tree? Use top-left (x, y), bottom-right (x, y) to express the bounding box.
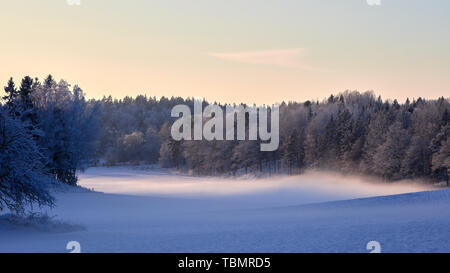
top-left (158, 122), bottom-right (178, 168)
top-left (401, 136), bottom-right (432, 178)
top-left (360, 111), bottom-right (391, 174)
top-left (432, 138), bottom-right (450, 185)
top-left (282, 129), bottom-right (304, 174)
top-left (0, 108), bottom-right (54, 213)
top-left (120, 131), bottom-right (145, 164)
top-left (318, 115), bottom-right (338, 167)
top-left (144, 127), bottom-right (160, 163)
top-left (336, 109), bottom-right (353, 161)
top-left (231, 141), bottom-right (261, 174)
top-left (23, 75), bottom-right (100, 185)
top-left (432, 125), bottom-right (450, 185)
top-left (373, 122), bottom-right (410, 180)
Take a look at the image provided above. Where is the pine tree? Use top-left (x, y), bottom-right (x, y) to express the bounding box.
top-left (336, 109), bottom-right (353, 161)
top-left (441, 109), bottom-right (450, 127)
top-left (319, 115), bottom-right (337, 167)
top-left (2, 77), bottom-right (18, 116)
top-left (17, 76), bottom-right (34, 111)
top-left (44, 74), bottom-right (54, 88)
top-left (17, 76), bottom-right (39, 136)
top-left (282, 129), bottom-right (304, 174)
top-left (344, 116), bottom-right (366, 171)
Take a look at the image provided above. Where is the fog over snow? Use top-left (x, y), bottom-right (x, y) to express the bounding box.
top-left (2, 167), bottom-right (449, 253)
top-left (78, 167), bottom-right (431, 208)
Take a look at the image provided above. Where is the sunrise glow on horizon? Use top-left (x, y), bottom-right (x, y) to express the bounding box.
top-left (1, 0), bottom-right (449, 104)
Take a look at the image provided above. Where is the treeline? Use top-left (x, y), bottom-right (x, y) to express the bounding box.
top-left (97, 91), bottom-right (450, 183)
top-left (0, 75), bottom-right (98, 212)
top-left (1, 73), bottom-right (449, 214)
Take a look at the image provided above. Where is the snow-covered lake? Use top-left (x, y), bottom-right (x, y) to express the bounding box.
top-left (1, 167), bottom-right (449, 253)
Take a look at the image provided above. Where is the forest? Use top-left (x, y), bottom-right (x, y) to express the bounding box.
top-left (1, 75), bottom-right (449, 212)
top-left (96, 84), bottom-right (450, 183)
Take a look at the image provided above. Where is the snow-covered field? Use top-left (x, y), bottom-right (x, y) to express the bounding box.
top-left (1, 166), bottom-right (449, 253)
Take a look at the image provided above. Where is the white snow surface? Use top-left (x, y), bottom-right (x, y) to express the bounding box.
top-left (1, 166), bottom-right (449, 253)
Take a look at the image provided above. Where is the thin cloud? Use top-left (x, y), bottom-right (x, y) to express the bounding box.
top-left (208, 48), bottom-right (317, 70)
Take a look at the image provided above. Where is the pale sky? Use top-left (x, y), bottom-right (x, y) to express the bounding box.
top-left (1, 0), bottom-right (449, 104)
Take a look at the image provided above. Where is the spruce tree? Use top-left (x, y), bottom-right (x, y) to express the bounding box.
top-left (2, 77), bottom-right (18, 116)
top-left (17, 76), bottom-right (39, 136)
top-left (336, 109), bottom-right (353, 160)
top-left (282, 129), bottom-right (304, 174)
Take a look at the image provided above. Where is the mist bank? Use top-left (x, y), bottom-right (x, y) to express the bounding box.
top-left (78, 167), bottom-right (432, 208)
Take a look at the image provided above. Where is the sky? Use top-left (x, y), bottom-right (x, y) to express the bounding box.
top-left (1, 0), bottom-right (449, 105)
